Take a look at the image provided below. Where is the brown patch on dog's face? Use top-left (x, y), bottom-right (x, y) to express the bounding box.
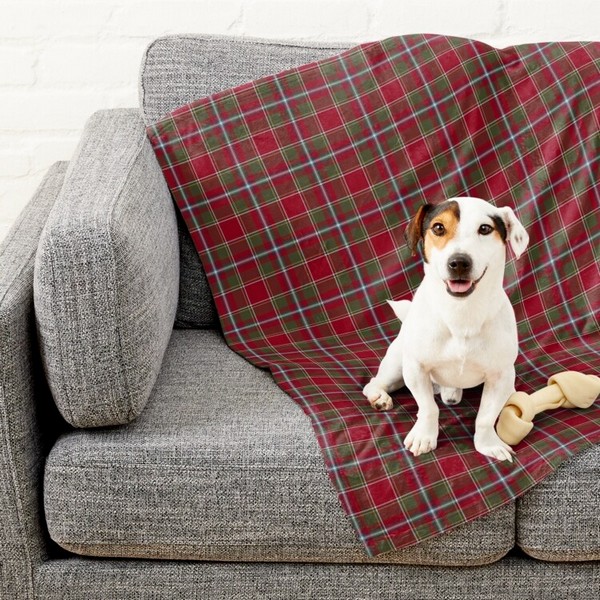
top-left (422, 201), bottom-right (460, 262)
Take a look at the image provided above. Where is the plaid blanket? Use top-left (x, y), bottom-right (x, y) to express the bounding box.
top-left (148, 35), bottom-right (600, 556)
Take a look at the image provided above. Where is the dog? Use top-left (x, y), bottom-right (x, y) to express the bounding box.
top-left (363, 197), bottom-right (529, 462)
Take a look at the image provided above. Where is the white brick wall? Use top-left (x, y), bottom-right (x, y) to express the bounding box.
top-left (1, 0), bottom-right (599, 241)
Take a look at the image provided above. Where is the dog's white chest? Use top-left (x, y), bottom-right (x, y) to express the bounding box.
top-left (399, 278), bottom-right (517, 391)
top-left (428, 334), bottom-right (487, 389)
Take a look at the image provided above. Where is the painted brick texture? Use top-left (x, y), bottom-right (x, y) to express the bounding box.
top-left (1, 0), bottom-right (599, 240)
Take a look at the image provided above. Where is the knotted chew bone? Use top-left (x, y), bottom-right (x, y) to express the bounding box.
top-left (496, 371), bottom-right (600, 446)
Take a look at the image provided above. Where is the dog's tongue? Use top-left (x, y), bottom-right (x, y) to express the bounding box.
top-left (447, 280), bottom-right (473, 294)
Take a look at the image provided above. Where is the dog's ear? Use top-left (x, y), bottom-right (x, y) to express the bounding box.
top-left (498, 206), bottom-right (529, 259)
top-left (405, 203), bottom-right (434, 256)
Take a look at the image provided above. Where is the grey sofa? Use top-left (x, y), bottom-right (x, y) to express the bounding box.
top-left (1, 35), bottom-right (598, 600)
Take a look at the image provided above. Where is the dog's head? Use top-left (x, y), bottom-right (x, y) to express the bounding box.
top-left (405, 197), bottom-right (528, 298)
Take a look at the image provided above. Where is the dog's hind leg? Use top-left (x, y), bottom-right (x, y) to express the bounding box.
top-left (363, 337), bottom-right (404, 411)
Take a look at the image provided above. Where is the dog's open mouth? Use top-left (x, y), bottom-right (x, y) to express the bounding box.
top-left (445, 268), bottom-right (487, 298)
top-left (446, 279), bottom-right (475, 296)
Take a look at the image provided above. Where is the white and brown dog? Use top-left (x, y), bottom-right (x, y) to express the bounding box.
top-left (363, 197), bottom-right (529, 462)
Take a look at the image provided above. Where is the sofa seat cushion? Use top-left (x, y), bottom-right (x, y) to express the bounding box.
top-left (44, 329), bottom-right (514, 566)
top-left (516, 445), bottom-right (599, 561)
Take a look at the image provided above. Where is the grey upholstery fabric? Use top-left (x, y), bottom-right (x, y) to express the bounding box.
top-left (140, 34), bottom-right (350, 124)
top-left (34, 109), bottom-right (179, 427)
top-left (0, 163), bottom-right (67, 599)
top-left (516, 445), bottom-right (599, 561)
top-left (44, 329), bottom-right (515, 566)
top-left (173, 210), bottom-right (219, 329)
top-left (35, 555), bottom-right (600, 600)
top-left (140, 35), bottom-right (350, 329)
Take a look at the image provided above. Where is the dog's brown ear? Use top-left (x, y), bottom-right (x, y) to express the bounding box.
top-left (405, 203), bottom-right (434, 256)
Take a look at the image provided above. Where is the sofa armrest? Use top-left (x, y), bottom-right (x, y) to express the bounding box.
top-left (0, 163), bottom-right (68, 598)
top-left (34, 109), bottom-right (179, 428)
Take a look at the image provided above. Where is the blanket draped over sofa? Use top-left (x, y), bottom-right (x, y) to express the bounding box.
top-left (148, 34), bottom-right (600, 556)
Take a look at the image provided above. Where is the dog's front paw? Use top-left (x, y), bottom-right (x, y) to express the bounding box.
top-left (474, 429), bottom-right (515, 462)
top-left (363, 379), bottom-right (394, 411)
top-left (404, 419), bottom-right (438, 456)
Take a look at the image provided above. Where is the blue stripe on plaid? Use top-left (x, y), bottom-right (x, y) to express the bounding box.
top-left (175, 81), bottom-right (597, 221)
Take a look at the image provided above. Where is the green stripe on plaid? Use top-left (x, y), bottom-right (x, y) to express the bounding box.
top-left (148, 35), bottom-right (600, 556)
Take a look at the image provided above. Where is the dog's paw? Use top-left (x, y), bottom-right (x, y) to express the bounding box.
top-left (404, 419), bottom-right (438, 456)
top-left (474, 430), bottom-right (515, 463)
top-left (363, 379), bottom-right (393, 411)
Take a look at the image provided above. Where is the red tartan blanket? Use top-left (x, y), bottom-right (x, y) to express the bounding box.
top-left (148, 35), bottom-right (600, 556)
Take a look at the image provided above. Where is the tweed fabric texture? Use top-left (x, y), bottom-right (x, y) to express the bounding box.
top-left (141, 35), bottom-right (349, 328)
top-left (140, 35), bottom-right (349, 125)
top-left (34, 109), bottom-right (179, 428)
top-left (516, 444), bottom-right (600, 561)
top-left (173, 210), bottom-right (218, 328)
top-left (35, 556), bottom-right (600, 600)
top-left (148, 35), bottom-right (600, 556)
top-left (0, 163), bottom-right (67, 599)
top-left (44, 329), bottom-right (513, 566)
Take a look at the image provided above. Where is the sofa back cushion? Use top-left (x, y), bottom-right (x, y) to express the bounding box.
top-left (34, 110), bottom-right (179, 428)
top-left (140, 35), bottom-right (348, 328)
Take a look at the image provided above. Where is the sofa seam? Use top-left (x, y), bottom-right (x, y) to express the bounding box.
top-left (138, 39), bottom-right (158, 125)
top-left (45, 462), bottom-right (326, 472)
top-left (517, 545), bottom-right (600, 562)
top-left (42, 234), bottom-right (76, 425)
top-left (0, 370), bottom-right (36, 599)
top-left (53, 540), bottom-right (509, 567)
top-left (147, 32), bottom-right (352, 51)
top-left (105, 115), bottom-right (149, 424)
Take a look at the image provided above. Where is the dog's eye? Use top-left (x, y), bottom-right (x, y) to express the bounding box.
top-left (431, 223), bottom-right (446, 236)
top-left (479, 224), bottom-right (493, 236)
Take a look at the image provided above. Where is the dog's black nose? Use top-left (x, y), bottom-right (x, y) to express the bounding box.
top-left (447, 253), bottom-right (472, 277)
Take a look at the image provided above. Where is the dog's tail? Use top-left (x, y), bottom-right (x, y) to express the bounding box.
top-left (387, 299), bottom-right (411, 322)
